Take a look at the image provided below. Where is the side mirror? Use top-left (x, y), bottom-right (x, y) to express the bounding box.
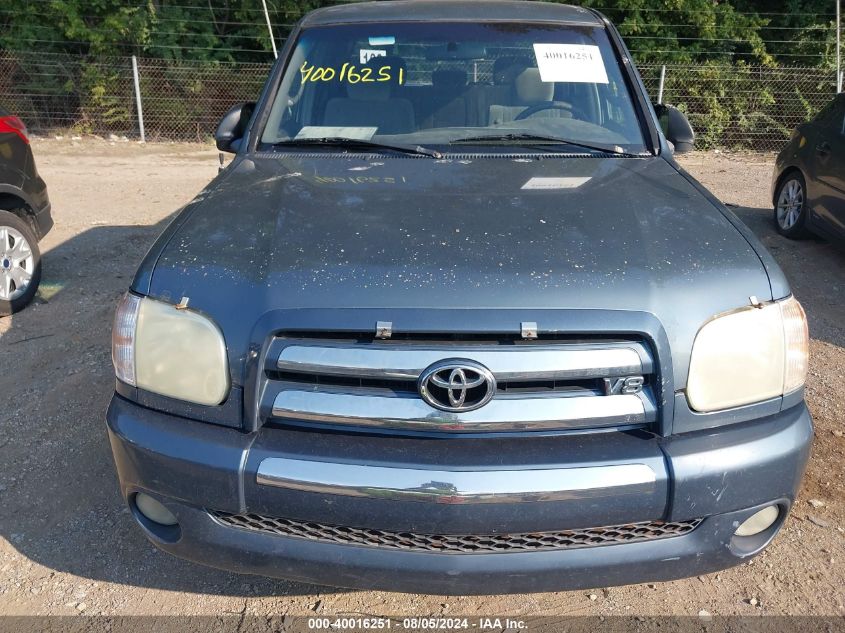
top-left (215, 102), bottom-right (255, 153)
top-left (654, 104), bottom-right (695, 154)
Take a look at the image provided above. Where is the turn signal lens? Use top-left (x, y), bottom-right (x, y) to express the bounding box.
top-left (780, 296), bottom-right (809, 393)
top-left (112, 293), bottom-right (141, 386)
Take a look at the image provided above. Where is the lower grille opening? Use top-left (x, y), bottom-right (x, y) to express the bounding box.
top-left (210, 511), bottom-right (702, 554)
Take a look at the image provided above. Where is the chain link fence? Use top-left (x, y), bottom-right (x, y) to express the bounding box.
top-left (0, 51), bottom-right (271, 141)
top-left (0, 50), bottom-right (839, 150)
top-left (639, 63), bottom-right (837, 151)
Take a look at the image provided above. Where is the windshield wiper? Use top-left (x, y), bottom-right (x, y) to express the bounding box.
top-left (272, 137), bottom-right (443, 159)
top-left (450, 133), bottom-right (641, 157)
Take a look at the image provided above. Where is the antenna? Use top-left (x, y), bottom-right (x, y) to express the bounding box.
top-left (261, 0), bottom-right (278, 59)
top-left (838, 0), bottom-right (842, 92)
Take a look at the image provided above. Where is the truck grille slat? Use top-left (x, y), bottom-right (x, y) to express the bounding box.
top-left (210, 511), bottom-right (702, 553)
top-left (261, 334), bottom-right (658, 433)
top-left (271, 386), bottom-right (649, 431)
top-left (275, 340), bottom-right (651, 381)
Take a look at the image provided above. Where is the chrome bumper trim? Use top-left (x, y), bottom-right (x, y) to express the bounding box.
top-left (271, 388), bottom-right (650, 431)
top-left (275, 341), bottom-right (647, 381)
top-left (255, 458), bottom-right (657, 504)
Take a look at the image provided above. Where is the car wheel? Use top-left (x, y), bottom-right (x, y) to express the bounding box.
top-left (774, 173), bottom-right (810, 239)
top-left (0, 210), bottom-right (42, 316)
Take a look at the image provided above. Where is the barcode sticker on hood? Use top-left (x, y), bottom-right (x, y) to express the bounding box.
top-left (521, 176), bottom-right (592, 190)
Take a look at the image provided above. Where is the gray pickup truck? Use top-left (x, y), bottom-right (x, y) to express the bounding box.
top-left (107, 1), bottom-right (812, 594)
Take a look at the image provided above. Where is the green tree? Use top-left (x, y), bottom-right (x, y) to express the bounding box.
top-left (578, 0), bottom-right (772, 64)
top-left (733, 0), bottom-right (839, 67)
top-left (0, 0), bottom-right (332, 61)
top-left (1, 0), bottom-right (839, 66)
top-left (0, 0), bottom-right (147, 56)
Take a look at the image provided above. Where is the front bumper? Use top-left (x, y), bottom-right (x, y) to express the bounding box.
top-left (107, 396), bottom-right (813, 594)
top-left (23, 174), bottom-right (52, 240)
top-left (31, 200), bottom-right (52, 240)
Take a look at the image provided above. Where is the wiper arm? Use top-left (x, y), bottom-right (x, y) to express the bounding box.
top-left (272, 137), bottom-right (443, 159)
top-left (450, 133), bottom-right (640, 156)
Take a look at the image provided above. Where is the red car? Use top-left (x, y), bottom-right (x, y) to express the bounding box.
top-left (0, 107), bottom-right (53, 315)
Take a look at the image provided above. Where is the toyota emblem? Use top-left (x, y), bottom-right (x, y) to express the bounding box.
top-left (418, 360), bottom-right (496, 413)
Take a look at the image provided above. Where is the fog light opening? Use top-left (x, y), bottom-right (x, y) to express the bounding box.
top-left (734, 505), bottom-right (780, 537)
top-left (135, 493), bottom-right (178, 527)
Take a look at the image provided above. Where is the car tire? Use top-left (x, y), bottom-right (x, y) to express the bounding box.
top-left (773, 172), bottom-right (810, 239)
top-left (0, 209), bottom-right (42, 316)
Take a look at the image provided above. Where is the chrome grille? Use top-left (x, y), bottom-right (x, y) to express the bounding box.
top-left (210, 511), bottom-right (702, 553)
top-left (261, 335), bottom-right (657, 433)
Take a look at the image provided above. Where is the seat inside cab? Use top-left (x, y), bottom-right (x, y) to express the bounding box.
top-left (323, 56), bottom-right (416, 135)
top-left (488, 68), bottom-right (572, 125)
top-left (306, 47), bottom-right (607, 137)
top-left (394, 56), bottom-right (600, 132)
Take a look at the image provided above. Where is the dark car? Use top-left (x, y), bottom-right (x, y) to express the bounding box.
top-left (773, 93), bottom-right (845, 241)
top-left (0, 107), bottom-right (52, 315)
top-left (107, 1), bottom-right (812, 594)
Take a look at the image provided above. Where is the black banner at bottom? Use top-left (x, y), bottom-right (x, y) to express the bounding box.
top-left (0, 616), bottom-right (843, 633)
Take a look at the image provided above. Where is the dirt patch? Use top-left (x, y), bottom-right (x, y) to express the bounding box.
top-left (0, 141), bottom-right (842, 618)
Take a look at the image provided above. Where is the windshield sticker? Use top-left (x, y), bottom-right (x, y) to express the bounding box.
top-left (532, 44), bottom-right (609, 84)
top-left (521, 176), bottom-right (592, 190)
top-left (299, 61), bottom-right (405, 85)
top-left (296, 126), bottom-right (377, 141)
top-left (359, 48), bottom-right (387, 64)
top-left (368, 36), bottom-right (395, 46)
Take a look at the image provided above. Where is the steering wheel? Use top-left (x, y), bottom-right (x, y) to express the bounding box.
top-left (515, 102), bottom-right (589, 122)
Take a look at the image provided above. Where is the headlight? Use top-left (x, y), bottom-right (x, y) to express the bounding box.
top-left (112, 293), bottom-right (230, 406)
top-left (686, 296), bottom-right (808, 413)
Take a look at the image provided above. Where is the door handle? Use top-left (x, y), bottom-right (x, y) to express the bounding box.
top-left (816, 141), bottom-right (832, 156)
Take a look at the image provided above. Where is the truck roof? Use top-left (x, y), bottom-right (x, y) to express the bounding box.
top-left (300, 1), bottom-right (603, 28)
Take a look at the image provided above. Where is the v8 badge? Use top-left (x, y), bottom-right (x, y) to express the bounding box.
top-left (603, 376), bottom-right (645, 396)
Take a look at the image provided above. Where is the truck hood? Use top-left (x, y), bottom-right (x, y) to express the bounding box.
top-left (139, 153), bottom-right (776, 387)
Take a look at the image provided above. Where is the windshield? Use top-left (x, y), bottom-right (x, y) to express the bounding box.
top-left (260, 21), bottom-right (647, 153)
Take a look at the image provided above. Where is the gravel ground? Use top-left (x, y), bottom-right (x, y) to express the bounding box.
top-left (0, 141), bottom-right (842, 619)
